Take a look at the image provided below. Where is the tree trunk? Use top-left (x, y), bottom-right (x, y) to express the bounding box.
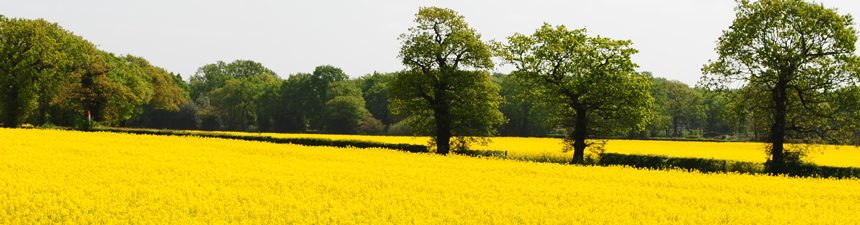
top-left (769, 79), bottom-right (788, 174)
top-left (434, 106), bottom-right (451, 155)
top-left (434, 85), bottom-right (452, 155)
top-left (571, 107), bottom-right (588, 164)
top-left (672, 117), bottom-right (680, 137)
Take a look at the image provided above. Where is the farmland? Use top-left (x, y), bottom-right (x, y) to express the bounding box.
top-left (3, 1), bottom-right (860, 224)
top-left (1, 128), bottom-right (859, 224)
top-left (190, 130), bottom-right (860, 168)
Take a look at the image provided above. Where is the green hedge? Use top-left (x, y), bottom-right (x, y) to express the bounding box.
top-left (457, 149), bottom-right (508, 158)
top-left (597, 153), bottom-right (763, 174)
top-left (92, 127), bottom-right (429, 153)
top-left (597, 153), bottom-right (860, 179)
top-left (785, 163), bottom-right (860, 179)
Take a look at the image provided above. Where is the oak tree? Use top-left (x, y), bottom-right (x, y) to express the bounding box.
top-left (391, 7), bottom-right (504, 154)
top-left (702, 0), bottom-right (860, 173)
top-left (497, 24), bottom-right (653, 164)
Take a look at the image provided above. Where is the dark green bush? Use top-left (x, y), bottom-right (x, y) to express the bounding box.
top-left (597, 153), bottom-right (763, 174)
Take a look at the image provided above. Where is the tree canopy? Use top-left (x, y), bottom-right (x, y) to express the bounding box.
top-left (649, 76), bottom-right (705, 137)
top-left (190, 60), bottom-right (280, 131)
top-left (391, 7), bottom-right (504, 154)
top-left (497, 23), bottom-right (653, 163)
top-left (494, 73), bottom-right (554, 137)
top-left (0, 18), bottom-right (76, 126)
top-left (702, 0), bottom-right (860, 173)
top-left (0, 18), bottom-right (189, 128)
top-left (307, 65), bottom-right (349, 131)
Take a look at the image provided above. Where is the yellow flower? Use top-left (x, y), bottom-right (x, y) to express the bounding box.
top-left (1, 128), bottom-right (858, 224)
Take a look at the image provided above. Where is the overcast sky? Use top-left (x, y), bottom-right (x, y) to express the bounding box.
top-left (2, 0), bottom-right (859, 85)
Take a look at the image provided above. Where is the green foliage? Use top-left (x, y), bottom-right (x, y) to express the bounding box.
top-left (190, 60), bottom-right (277, 100)
top-left (278, 73), bottom-right (313, 132)
top-left (81, 54), bottom-right (152, 125)
top-left (599, 152), bottom-right (860, 179)
top-left (307, 65), bottom-right (349, 130)
top-left (0, 17), bottom-right (189, 128)
top-left (0, 18), bottom-right (72, 126)
top-left (386, 120), bottom-right (413, 136)
top-left (190, 60), bottom-right (280, 131)
top-left (494, 73), bottom-right (554, 136)
top-left (125, 55), bottom-right (188, 112)
top-left (497, 23), bottom-right (653, 163)
top-left (648, 76), bottom-right (706, 137)
top-left (399, 7), bottom-right (493, 71)
top-left (702, 0), bottom-right (860, 173)
top-left (359, 116), bottom-right (385, 134)
top-left (127, 103), bottom-right (200, 130)
top-left (389, 69), bottom-right (505, 153)
top-left (2, 6), bottom-right (854, 156)
top-left (359, 72), bottom-right (397, 126)
top-left (272, 65), bottom-right (358, 133)
top-left (392, 7), bottom-right (504, 154)
top-left (701, 91), bottom-right (738, 137)
top-left (321, 81), bottom-right (370, 134)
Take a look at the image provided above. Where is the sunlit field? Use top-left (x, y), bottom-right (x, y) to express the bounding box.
top-left (193, 130), bottom-right (860, 168)
top-left (1, 128), bottom-right (859, 224)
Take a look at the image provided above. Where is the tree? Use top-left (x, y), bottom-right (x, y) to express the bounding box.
top-left (0, 18), bottom-right (71, 126)
top-left (255, 80), bottom-right (282, 132)
top-left (278, 73), bottom-right (314, 132)
top-left (359, 116), bottom-right (385, 134)
top-left (189, 60), bottom-right (280, 131)
top-left (701, 0), bottom-right (860, 173)
top-left (701, 91), bottom-right (735, 138)
top-left (0, 16), bottom-right (195, 128)
top-left (649, 77), bottom-right (705, 137)
top-left (57, 51), bottom-right (108, 126)
top-left (307, 65), bottom-right (348, 130)
top-left (97, 54), bottom-right (155, 125)
top-left (209, 79), bottom-right (257, 130)
top-left (497, 23), bottom-right (653, 164)
top-left (0, 17), bottom-right (193, 128)
top-left (392, 7), bottom-right (504, 154)
top-left (63, 53), bottom-right (177, 127)
top-left (321, 81), bottom-right (370, 134)
top-left (31, 27), bottom-right (104, 127)
top-left (360, 72), bottom-right (397, 127)
top-left (644, 74), bottom-right (672, 137)
top-left (125, 55), bottom-right (187, 113)
top-left (124, 63), bottom-right (195, 130)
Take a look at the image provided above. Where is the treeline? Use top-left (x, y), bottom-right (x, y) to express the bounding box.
top-left (0, 16), bottom-right (385, 133)
top-left (0, 16), bottom-right (187, 128)
top-left (0, 14), bottom-right (850, 142)
top-left (187, 62), bottom-right (392, 134)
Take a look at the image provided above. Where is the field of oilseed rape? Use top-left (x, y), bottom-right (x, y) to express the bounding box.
top-left (2, 128), bottom-right (860, 224)
top-left (193, 130), bottom-right (860, 168)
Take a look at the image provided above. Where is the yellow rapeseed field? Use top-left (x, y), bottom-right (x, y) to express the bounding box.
top-left (1, 128), bottom-right (859, 224)
top-left (197, 131), bottom-right (860, 167)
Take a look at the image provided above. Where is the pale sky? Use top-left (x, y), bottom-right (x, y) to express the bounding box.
top-left (2, 0), bottom-right (859, 85)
